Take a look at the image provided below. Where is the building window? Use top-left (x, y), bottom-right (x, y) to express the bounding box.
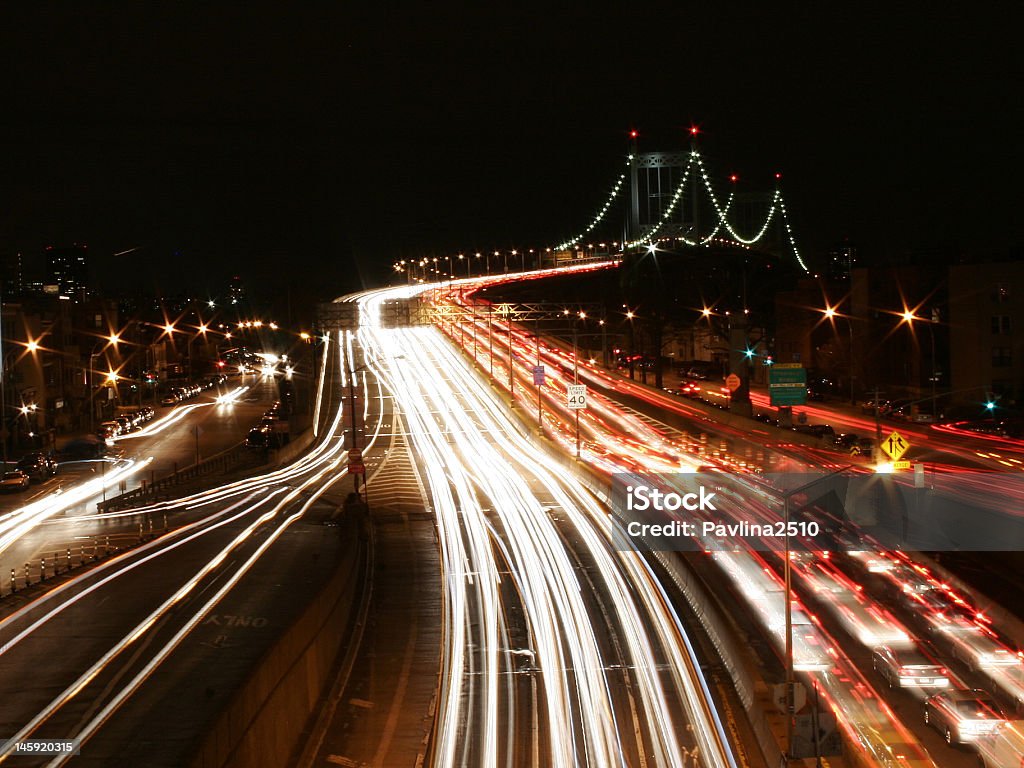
top-left (991, 315), bottom-right (1012, 334)
top-left (992, 347), bottom-right (1013, 367)
top-left (992, 283), bottom-right (1011, 303)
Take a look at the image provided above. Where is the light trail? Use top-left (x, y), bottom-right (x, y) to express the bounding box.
top-left (0, 325), bottom-right (393, 762)
top-left (357, 285), bottom-right (739, 768)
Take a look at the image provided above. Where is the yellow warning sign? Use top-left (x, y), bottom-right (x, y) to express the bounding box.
top-left (892, 460), bottom-right (911, 470)
top-left (881, 431), bottom-right (909, 462)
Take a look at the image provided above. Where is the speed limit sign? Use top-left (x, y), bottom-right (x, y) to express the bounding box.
top-left (566, 384), bottom-right (587, 410)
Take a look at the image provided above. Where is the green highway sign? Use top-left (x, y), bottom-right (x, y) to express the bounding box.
top-left (769, 364), bottom-right (807, 406)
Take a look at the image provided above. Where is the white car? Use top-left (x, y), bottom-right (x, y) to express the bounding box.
top-left (872, 645), bottom-right (949, 689)
top-left (925, 688), bottom-right (1006, 744)
top-left (0, 471), bottom-right (30, 492)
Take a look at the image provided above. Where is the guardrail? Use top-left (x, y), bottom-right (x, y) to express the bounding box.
top-left (96, 443), bottom-right (255, 513)
top-left (0, 530), bottom-right (151, 597)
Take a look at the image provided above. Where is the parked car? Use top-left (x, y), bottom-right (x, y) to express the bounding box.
top-left (924, 688), bottom-right (1006, 744)
top-left (871, 645), bottom-right (949, 689)
top-left (97, 421), bottom-right (121, 439)
top-left (58, 436), bottom-right (107, 460)
top-left (16, 452), bottom-right (57, 482)
top-left (0, 470), bottom-right (31, 492)
top-left (793, 424), bottom-right (836, 440)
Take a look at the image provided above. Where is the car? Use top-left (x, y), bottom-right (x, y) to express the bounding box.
top-left (0, 470), bottom-right (31, 492)
top-left (853, 437), bottom-right (875, 456)
top-left (114, 416), bottom-right (133, 434)
top-left (679, 380), bottom-right (702, 398)
top-left (860, 394), bottom-right (891, 414)
top-left (161, 393), bottom-right (179, 407)
top-left (872, 645), bottom-right (950, 689)
top-left (793, 424), bottom-right (836, 440)
top-left (924, 688), bottom-right (1006, 744)
top-left (883, 399), bottom-right (914, 421)
top-left (977, 720), bottom-right (1024, 768)
top-left (859, 728), bottom-right (935, 768)
top-left (834, 432), bottom-right (860, 449)
top-left (246, 425), bottom-right (285, 450)
top-left (16, 452), bottom-right (57, 482)
top-left (98, 420), bottom-right (122, 438)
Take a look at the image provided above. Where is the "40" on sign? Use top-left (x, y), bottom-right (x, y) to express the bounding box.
top-left (566, 384), bottom-right (587, 410)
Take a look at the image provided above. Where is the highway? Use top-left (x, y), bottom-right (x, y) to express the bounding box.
top-left (0, 376), bottom-right (280, 597)
top-left (0, 264), bottom-right (1019, 767)
top-left (0, 336), bottom-right (383, 766)
top-left (423, 268), bottom-right (1024, 767)
top-left (354, 285), bottom-right (740, 768)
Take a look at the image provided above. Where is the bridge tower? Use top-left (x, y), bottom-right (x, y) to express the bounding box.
top-left (628, 133), bottom-right (694, 245)
top-left (627, 132), bottom-right (787, 257)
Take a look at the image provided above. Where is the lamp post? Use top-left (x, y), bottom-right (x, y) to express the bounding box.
top-left (898, 307), bottom-right (939, 408)
top-left (348, 363), bottom-right (363, 496)
top-left (625, 310), bottom-right (636, 380)
top-left (573, 315), bottom-right (581, 459)
top-left (0, 283), bottom-right (7, 467)
top-left (823, 305), bottom-right (855, 404)
top-left (778, 465), bottom-right (853, 763)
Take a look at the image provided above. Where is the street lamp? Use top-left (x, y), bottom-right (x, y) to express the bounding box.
top-left (776, 466), bottom-right (853, 763)
top-left (822, 305), bottom-right (855, 404)
top-left (897, 307), bottom-right (937, 406)
top-left (624, 309), bottom-right (638, 381)
top-left (87, 334), bottom-right (121, 433)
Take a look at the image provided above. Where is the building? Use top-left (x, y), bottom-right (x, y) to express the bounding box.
top-left (948, 261), bottom-right (1024, 408)
top-left (228, 275), bottom-right (246, 306)
top-left (825, 238), bottom-right (858, 282)
top-left (45, 244), bottom-right (90, 301)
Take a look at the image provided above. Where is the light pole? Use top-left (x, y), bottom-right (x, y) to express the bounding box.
top-left (574, 318), bottom-right (581, 459)
top-left (625, 309), bottom-right (636, 380)
top-left (823, 305), bottom-right (855, 404)
top-left (86, 335), bottom-right (117, 433)
top-left (0, 283), bottom-right (7, 468)
top-left (777, 466), bottom-right (853, 763)
top-left (348, 363), bottom-right (362, 496)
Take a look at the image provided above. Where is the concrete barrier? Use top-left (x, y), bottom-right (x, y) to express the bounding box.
top-left (271, 428), bottom-right (316, 468)
top-left (189, 518), bottom-right (368, 768)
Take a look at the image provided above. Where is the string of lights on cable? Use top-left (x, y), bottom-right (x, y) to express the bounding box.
top-left (553, 156), bottom-right (631, 252)
top-left (557, 135), bottom-right (808, 273)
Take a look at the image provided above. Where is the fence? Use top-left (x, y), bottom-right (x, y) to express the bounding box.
top-left (97, 443), bottom-right (254, 514)
top-left (0, 529), bottom-right (154, 598)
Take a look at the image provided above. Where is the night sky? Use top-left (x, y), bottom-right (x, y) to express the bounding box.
top-left (1, 6), bottom-right (1020, 307)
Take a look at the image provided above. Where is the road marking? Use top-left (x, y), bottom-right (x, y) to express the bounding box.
top-left (325, 755), bottom-right (358, 766)
top-left (349, 698), bottom-right (374, 709)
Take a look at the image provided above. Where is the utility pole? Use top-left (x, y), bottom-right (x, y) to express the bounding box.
top-left (0, 279), bottom-right (6, 468)
top-left (349, 367), bottom-right (360, 496)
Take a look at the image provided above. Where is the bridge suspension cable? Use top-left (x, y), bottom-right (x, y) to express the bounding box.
top-left (561, 144), bottom-right (807, 272)
top-left (554, 157), bottom-right (631, 252)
